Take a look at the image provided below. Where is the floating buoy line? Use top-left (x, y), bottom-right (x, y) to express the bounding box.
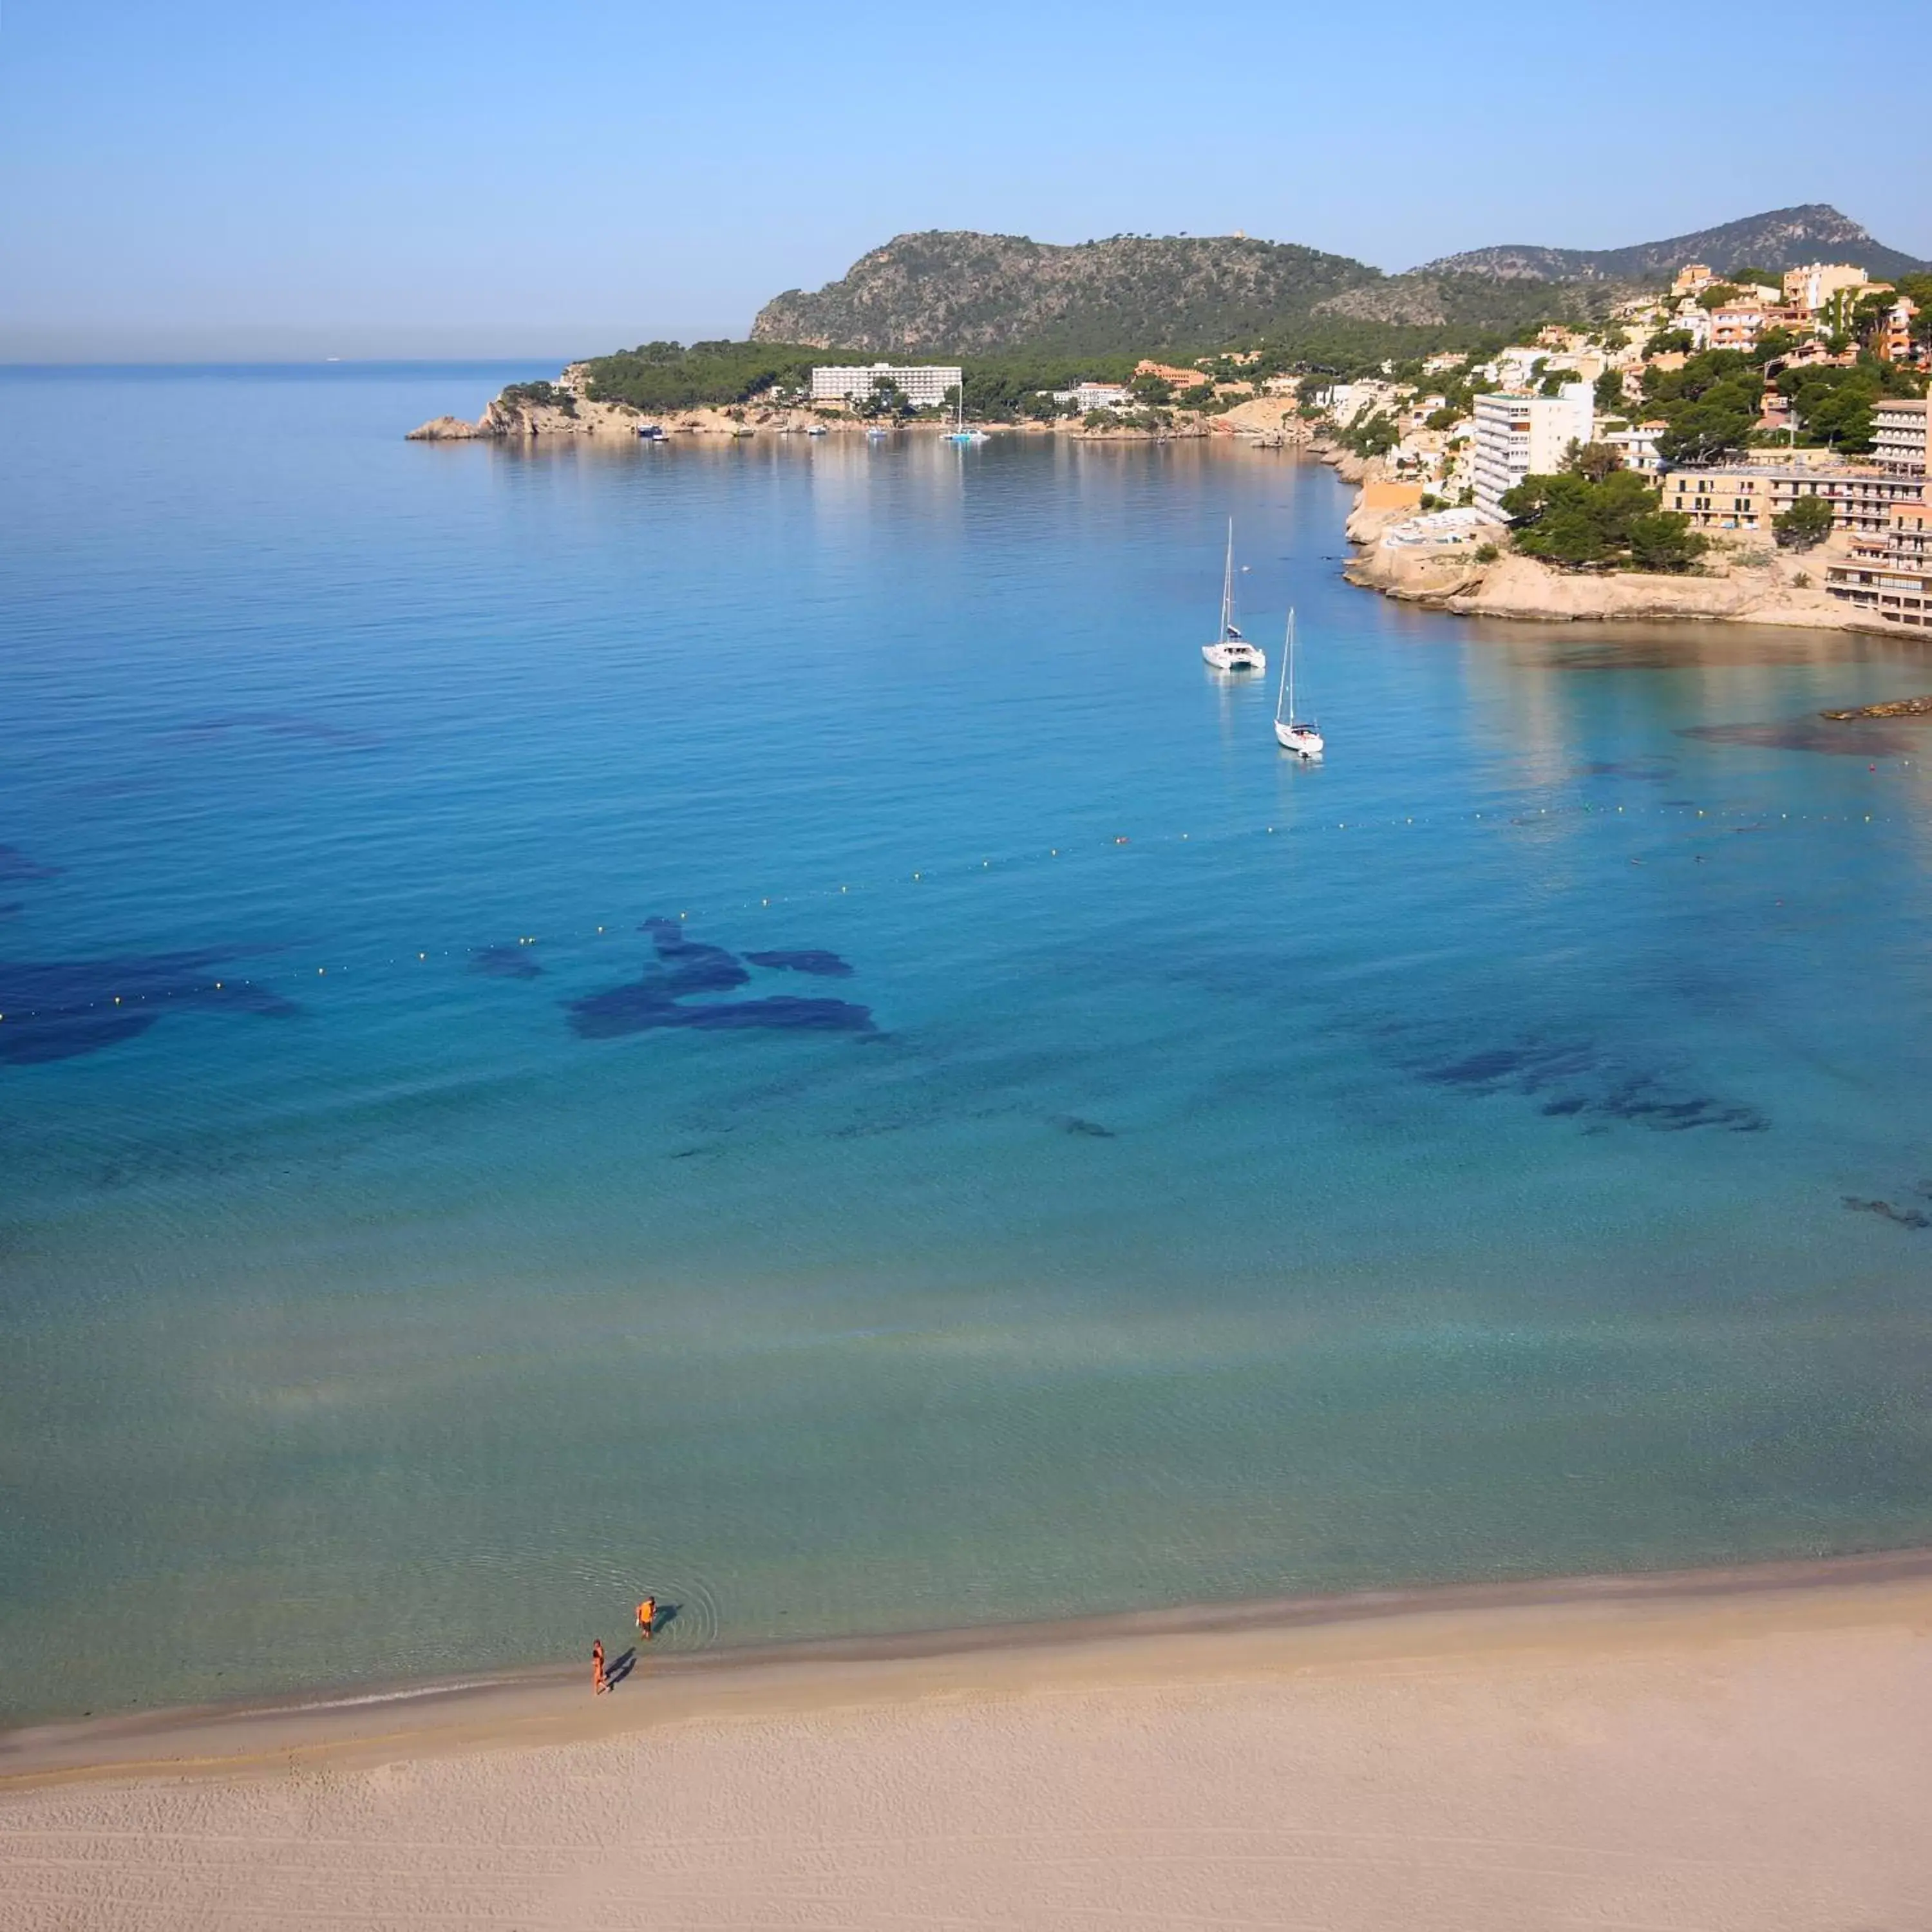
top-left (0, 796), bottom-right (1901, 1031)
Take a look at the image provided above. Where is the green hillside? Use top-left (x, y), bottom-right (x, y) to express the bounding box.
top-left (751, 231), bottom-right (1390, 357)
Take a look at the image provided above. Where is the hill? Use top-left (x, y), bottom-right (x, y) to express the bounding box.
top-left (1309, 272), bottom-right (1615, 330)
top-left (751, 231), bottom-right (1388, 356)
top-left (1414, 203), bottom-right (1927, 284)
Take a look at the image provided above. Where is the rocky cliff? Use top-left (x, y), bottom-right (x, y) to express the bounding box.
top-left (1342, 493), bottom-right (1865, 630)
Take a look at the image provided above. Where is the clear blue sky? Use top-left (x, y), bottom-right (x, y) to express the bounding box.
top-left (5, 0), bottom-right (1926, 360)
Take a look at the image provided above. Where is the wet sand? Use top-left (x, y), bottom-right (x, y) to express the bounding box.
top-left (5, 1553), bottom-right (1932, 1929)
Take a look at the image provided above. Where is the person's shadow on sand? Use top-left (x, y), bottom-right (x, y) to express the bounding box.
top-left (605, 1647), bottom-right (638, 1689)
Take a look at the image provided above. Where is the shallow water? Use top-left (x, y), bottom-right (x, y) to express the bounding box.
top-left (4, 366), bottom-right (1932, 1723)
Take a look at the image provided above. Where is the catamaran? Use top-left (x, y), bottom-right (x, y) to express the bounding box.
top-left (1273, 607), bottom-right (1323, 758)
top-left (945, 386), bottom-right (987, 445)
top-left (1202, 520), bottom-right (1265, 671)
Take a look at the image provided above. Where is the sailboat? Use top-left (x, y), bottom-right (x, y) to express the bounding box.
top-left (1202, 520), bottom-right (1265, 671)
top-left (945, 385), bottom-right (987, 445)
top-left (1273, 607), bottom-right (1323, 757)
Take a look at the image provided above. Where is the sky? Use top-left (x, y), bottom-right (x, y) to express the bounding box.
top-left (5, 0), bottom-right (1928, 361)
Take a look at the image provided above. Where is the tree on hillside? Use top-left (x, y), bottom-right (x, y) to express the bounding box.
top-left (1697, 283), bottom-right (1744, 311)
top-left (1341, 410), bottom-right (1399, 457)
top-left (1774, 495), bottom-right (1835, 549)
top-left (1594, 368), bottom-right (1627, 414)
top-left (1776, 357), bottom-right (1923, 452)
top-left (1627, 511), bottom-right (1709, 572)
top-left (1563, 441), bottom-right (1626, 484)
top-left (1645, 350), bottom-right (1763, 464)
top-left (1749, 327), bottom-right (1803, 368)
top-left (1501, 469), bottom-right (1704, 573)
top-left (1655, 395), bottom-right (1759, 464)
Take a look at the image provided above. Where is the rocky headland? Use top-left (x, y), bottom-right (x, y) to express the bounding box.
top-left (1335, 458), bottom-right (1871, 632)
top-left (408, 365), bottom-right (834, 441)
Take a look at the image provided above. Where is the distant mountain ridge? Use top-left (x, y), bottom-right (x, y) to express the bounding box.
top-left (750, 207), bottom-right (1926, 361)
top-left (1414, 203), bottom-right (1927, 284)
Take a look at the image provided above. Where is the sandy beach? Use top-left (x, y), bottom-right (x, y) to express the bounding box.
top-left (5, 1555), bottom-right (1931, 1929)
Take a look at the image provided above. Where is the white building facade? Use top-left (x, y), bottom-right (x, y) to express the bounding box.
top-left (810, 363), bottom-right (963, 409)
top-left (1873, 397), bottom-right (1929, 476)
top-left (1600, 421), bottom-right (1665, 476)
top-left (1053, 383), bottom-right (1134, 412)
top-left (1323, 379), bottom-right (1401, 427)
top-left (1472, 384), bottom-right (1595, 520)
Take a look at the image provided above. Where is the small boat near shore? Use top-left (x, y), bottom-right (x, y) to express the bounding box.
top-left (1202, 521), bottom-right (1265, 672)
top-left (1273, 608), bottom-right (1323, 759)
top-left (944, 389), bottom-right (987, 445)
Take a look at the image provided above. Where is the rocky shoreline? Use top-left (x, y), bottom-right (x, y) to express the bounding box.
top-left (1326, 448), bottom-right (1877, 632)
top-left (408, 367), bottom-right (1313, 447)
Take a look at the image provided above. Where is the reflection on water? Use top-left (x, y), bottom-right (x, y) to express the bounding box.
top-left (3, 368), bottom-right (1932, 1725)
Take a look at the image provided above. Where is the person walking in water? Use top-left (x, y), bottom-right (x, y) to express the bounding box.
top-left (636, 1596), bottom-right (656, 1641)
top-left (592, 1638), bottom-right (607, 1696)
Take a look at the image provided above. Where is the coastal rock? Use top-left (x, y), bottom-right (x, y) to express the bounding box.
top-left (1342, 485), bottom-right (1871, 631)
top-left (1321, 447), bottom-right (1379, 486)
top-left (405, 415), bottom-right (488, 441)
top-left (1444, 551), bottom-right (1858, 628)
top-left (1213, 395), bottom-right (1313, 445)
top-left (1821, 696), bottom-right (1932, 721)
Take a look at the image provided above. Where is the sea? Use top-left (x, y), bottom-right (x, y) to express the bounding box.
top-left (3, 363), bottom-right (1931, 1726)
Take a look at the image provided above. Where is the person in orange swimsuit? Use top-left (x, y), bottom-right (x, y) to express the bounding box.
top-left (592, 1638), bottom-right (607, 1695)
top-left (636, 1597), bottom-right (656, 1640)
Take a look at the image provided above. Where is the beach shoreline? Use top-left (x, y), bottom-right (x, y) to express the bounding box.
top-left (9, 1549), bottom-right (1932, 1932)
top-left (8, 1544), bottom-right (1931, 1790)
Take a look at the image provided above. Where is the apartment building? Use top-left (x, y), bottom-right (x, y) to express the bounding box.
top-left (1704, 301), bottom-right (1774, 352)
top-left (1875, 297), bottom-right (1920, 365)
top-left (1872, 397), bottom-right (1929, 475)
top-left (1658, 464), bottom-right (1926, 536)
top-left (1783, 262), bottom-right (1870, 313)
top-left (1472, 384), bottom-right (1593, 520)
top-left (1826, 493), bottom-right (1932, 627)
top-left (1135, 360), bottom-right (1206, 390)
top-left (809, 363), bottom-right (962, 409)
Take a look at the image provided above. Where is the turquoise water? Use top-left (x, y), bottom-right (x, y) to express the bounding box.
top-left (5, 365), bottom-right (1932, 1724)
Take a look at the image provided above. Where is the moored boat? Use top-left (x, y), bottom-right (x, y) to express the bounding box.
top-left (1273, 607), bottom-right (1323, 758)
top-left (1202, 521), bottom-right (1265, 672)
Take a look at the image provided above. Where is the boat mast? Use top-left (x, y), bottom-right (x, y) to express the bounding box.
top-left (1222, 520), bottom-right (1235, 639)
top-left (1286, 607), bottom-right (1296, 723)
top-left (1276, 610), bottom-right (1293, 724)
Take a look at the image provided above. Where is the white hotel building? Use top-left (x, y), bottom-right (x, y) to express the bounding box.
top-left (1472, 384), bottom-right (1595, 521)
top-left (809, 362), bottom-right (963, 410)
